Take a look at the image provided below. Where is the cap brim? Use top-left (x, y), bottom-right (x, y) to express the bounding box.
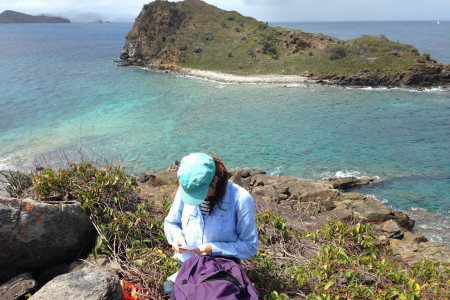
top-left (178, 185), bottom-right (209, 206)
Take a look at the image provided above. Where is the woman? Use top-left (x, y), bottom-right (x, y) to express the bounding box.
top-left (164, 152), bottom-right (258, 264)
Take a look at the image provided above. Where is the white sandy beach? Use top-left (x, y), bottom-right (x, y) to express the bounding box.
top-left (178, 68), bottom-right (314, 84)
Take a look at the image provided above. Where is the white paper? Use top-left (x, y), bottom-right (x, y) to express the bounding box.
top-left (179, 245), bottom-right (200, 250)
top-left (167, 271), bottom-right (178, 282)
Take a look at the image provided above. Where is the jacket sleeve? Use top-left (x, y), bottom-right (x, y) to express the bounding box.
top-left (164, 190), bottom-right (184, 245)
top-left (210, 188), bottom-right (258, 259)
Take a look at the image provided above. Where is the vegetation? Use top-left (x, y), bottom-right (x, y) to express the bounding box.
top-left (0, 170), bottom-right (32, 198)
top-left (3, 164), bottom-right (449, 299)
top-left (251, 211), bottom-right (449, 299)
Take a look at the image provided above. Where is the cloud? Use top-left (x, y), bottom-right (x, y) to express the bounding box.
top-left (1, 0), bottom-right (449, 21)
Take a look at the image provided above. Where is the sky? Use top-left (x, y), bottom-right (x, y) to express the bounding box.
top-left (0, 0), bottom-right (449, 22)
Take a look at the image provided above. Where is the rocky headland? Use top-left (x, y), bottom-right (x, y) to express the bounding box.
top-left (0, 10), bottom-right (70, 23)
top-left (1, 163), bottom-right (449, 299)
top-left (118, 0), bottom-right (449, 89)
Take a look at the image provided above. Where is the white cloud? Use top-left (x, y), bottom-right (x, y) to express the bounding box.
top-left (0, 0), bottom-right (449, 21)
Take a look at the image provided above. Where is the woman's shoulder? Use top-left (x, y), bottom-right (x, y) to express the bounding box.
top-left (228, 180), bottom-right (253, 203)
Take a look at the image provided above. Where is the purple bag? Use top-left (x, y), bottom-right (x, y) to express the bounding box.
top-left (171, 256), bottom-right (259, 300)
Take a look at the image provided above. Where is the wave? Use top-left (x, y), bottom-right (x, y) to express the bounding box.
top-left (406, 208), bottom-right (450, 246)
top-left (0, 156), bottom-right (14, 170)
top-left (268, 166), bottom-right (284, 177)
top-left (345, 86), bottom-right (448, 93)
top-left (320, 169), bottom-right (380, 180)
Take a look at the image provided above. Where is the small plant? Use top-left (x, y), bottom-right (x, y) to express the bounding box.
top-left (423, 52), bottom-right (431, 61)
top-left (0, 170), bottom-right (32, 198)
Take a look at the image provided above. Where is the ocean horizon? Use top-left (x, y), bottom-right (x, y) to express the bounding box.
top-left (0, 21), bottom-right (448, 246)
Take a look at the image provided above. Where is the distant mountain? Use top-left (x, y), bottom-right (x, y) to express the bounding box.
top-left (0, 10), bottom-right (70, 23)
top-left (56, 11), bottom-right (135, 23)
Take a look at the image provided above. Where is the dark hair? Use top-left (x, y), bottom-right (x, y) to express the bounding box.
top-left (205, 155), bottom-right (230, 214)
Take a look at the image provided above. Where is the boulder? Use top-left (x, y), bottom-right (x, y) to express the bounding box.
top-left (351, 198), bottom-right (392, 223)
top-left (326, 176), bottom-right (375, 190)
top-left (0, 198), bottom-right (96, 282)
top-left (381, 220), bottom-right (403, 239)
top-left (322, 199), bottom-right (336, 211)
top-left (30, 261), bottom-right (122, 300)
top-left (0, 272), bottom-right (37, 300)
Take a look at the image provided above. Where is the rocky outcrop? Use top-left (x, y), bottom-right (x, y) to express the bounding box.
top-left (231, 168), bottom-right (339, 209)
top-left (227, 168), bottom-right (450, 265)
top-left (0, 197), bottom-right (96, 282)
top-left (318, 61), bottom-right (450, 88)
top-left (120, 1), bottom-right (188, 64)
top-left (30, 260), bottom-right (122, 300)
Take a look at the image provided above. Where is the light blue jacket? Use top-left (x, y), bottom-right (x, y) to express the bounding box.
top-left (164, 180), bottom-right (258, 263)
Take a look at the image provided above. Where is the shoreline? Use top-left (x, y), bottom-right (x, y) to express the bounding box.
top-left (132, 63), bottom-right (449, 91)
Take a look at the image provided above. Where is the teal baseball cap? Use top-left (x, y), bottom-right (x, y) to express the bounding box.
top-left (177, 153), bottom-right (216, 206)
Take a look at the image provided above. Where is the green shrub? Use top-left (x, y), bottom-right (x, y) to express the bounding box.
top-left (329, 46), bottom-right (347, 61)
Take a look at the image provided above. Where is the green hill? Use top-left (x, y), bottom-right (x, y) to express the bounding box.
top-left (120, 0), bottom-right (449, 88)
top-left (0, 10), bottom-right (70, 23)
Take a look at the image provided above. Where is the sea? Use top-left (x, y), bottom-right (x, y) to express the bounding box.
top-left (0, 21), bottom-right (449, 246)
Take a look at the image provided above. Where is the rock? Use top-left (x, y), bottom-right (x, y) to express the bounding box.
top-left (166, 160), bottom-right (180, 172)
top-left (0, 198), bottom-right (96, 282)
top-left (390, 239), bottom-right (450, 265)
top-left (339, 192), bottom-right (366, 201)
top-left (241, 169), bottom-right (251, 178)
top-left (382, 220), bottom-right (403, 239)
top-left (402, 231), bottom-right (428, 244)
top-left (0, 272), bottom-right (37, 300)
top-left (30, 262), bottom-right (122, 300)
top-left (351, 197), bottom-right (393, 223)
top-left (69, 255), bottom-right (121, 276)
top-left (274, 185), bottom-right (289, 195)
top-left (248, 169), bottom-right (266, 176)
top-left (252, 185), bottom-right (278, 200)
top-left (136, 173), bottom-right (154, 183)
top-left (230, 168), bottom-right (244, 186)
top-left (266, 176), bottom-right (339, 204)
top-left (329, 208), bottom-right (353, 222)
top-left (389, 211), bottom-right (415, 230)
top-left (326, 176), bottom-right (374, 189)
top-left (322, 199), bottom-right (336, 211)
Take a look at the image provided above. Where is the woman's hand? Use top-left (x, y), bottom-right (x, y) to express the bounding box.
top-left (172, 234), bottom-right (188, 253)
top-left (189, 243), bottom-right (212, 256)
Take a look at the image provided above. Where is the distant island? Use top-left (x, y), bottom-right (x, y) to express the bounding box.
top-left (119, 0), bottom-right (449, 88)
top-left (0, 10), bottom-right (70, 23)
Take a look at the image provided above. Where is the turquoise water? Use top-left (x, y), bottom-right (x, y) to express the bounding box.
top-left (0, 22), bottom-right (449, 244)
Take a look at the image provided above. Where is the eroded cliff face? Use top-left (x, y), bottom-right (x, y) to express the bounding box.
top-left (120, 1), bottom-right (188, 66)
